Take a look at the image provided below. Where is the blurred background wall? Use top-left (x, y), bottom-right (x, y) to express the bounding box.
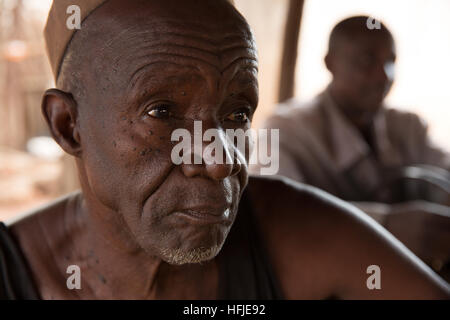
top-left (0, 0), bottom-right (74, 220)
top-left (1, 0), bottom-right (449, 220)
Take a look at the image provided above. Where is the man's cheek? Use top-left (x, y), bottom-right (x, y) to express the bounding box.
top-left (82, 141), bottom-right (143, 210)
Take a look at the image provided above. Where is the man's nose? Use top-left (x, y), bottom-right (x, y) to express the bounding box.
top-left (182, 159), bottom-right (241, 180)
top-left (375, 61), bottom-right (394, 83)
top-left (180, 128), bottom-right (242, 181)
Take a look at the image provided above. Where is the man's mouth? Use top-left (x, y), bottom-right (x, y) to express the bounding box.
top-left (174, 208), bottom-right (232, 225)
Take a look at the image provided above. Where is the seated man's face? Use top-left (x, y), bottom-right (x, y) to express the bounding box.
top-left (328, 30), bottom-right (396, 124)
top-left (70, 0), bottom-right (258, 264)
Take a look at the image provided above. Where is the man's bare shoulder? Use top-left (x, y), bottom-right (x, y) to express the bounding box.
top-left (246, 175), bottom-right (450, 299)
top-left (5, 192), bottom-right (81, 266)
top-left (246, 174), bottom-right (361, 228)
top-left (6, 192), bottom-right (80, 233)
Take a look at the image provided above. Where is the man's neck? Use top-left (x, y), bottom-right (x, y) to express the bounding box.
top-left (327, 85), bottom-right (376, 148)
top-left (70, 190), bottom-right (218, 299)
top-left (70, 190), bottom-right (165, 298)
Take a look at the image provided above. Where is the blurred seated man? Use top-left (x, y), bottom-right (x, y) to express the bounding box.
top-left (0, 3), bottom-right (449, 299)
top-left (252, 16), bottom-right (450, 277)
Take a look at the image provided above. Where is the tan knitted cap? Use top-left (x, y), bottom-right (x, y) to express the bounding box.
top-left (44, 0), bottom-right (109, 80)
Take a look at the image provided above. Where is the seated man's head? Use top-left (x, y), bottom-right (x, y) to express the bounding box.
top-left (325, 16), bottom-right (396, 128)
top-left (42, 0), bottom-right (258, 265)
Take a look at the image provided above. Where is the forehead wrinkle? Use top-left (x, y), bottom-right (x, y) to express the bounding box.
top-left (122, 44), bottom-right (256, 78)
top-left (114, 32), bottom-right (219, 60)
top-left (96, 16), bottom-right (254, 59)
top-left (119, 34), bottom-right (256, 84)
top-left (127, 65), bottom-right (204, 106)
top-left (114, 39), bottom-right (256, 67)
top-left (96, 26), bottom-right (137, 56)
top-left (117, 43), bottom-right (222, 71)
top-left (102, 18), bottom-right (253, 50)
top-left (118, 17), bottom-right (254, 45)
top-left (128, 60), bottom-right (202, 92)
top-left (102, 19), bottom-right (257, 98)
top-left (111, 32), bottom-right (255, 67)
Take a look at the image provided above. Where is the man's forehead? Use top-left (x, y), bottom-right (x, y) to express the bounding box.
top-left (45, 0), bottom-right (244, 80)
top-left (83, 1), bottom-right (257, 81)
top-left (340, 32), bottom-right (395, 55)
top-left (102, 19), bottom-right (257, 64)
top-left (89, 0), bottom-right (254, 49)
top-left (83, 23), bottom-right (256, 97)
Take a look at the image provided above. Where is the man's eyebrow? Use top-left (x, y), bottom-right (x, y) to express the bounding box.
top-left (221, 57), bottom-right (258, 75)
top-left (223, 67), bottom-right (259, 108)
top-left (127, 51), bottom-right (257, 92)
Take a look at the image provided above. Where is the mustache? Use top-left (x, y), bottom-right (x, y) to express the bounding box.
top-left (147, 179), bottom-right (241, 218)
top-left (174, 183), bottom-right (235, 207)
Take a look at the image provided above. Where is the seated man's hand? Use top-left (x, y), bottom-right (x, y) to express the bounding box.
top-left (385, 201), bottom-right (450, 280)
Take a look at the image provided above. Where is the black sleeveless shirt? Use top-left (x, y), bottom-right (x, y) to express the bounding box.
top-left (0, 190), bottom-right (283, 300)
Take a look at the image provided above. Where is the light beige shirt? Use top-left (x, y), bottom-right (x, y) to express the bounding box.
top-left (251, 88), bottom-right (450, 201)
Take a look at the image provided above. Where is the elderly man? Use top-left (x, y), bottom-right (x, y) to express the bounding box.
top-left (252, 16), bottom-right (450, 277)
top-left (0, 2), bottom-right (448, 300)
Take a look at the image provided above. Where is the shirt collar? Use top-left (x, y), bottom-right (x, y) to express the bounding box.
top-left (321, 87), bottom-right (402, 171)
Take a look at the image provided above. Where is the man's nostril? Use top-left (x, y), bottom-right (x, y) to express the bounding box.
top-left (206, 163), bottom-right (236, 181)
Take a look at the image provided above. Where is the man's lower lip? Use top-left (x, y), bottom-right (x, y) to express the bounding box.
top-left (174, 210), bottom-right (230, 224)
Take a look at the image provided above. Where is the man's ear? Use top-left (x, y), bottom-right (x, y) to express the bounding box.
top-left (324, 53), bottom-right (334, 73)
top-left (41, 89), bottom-right (82, 157)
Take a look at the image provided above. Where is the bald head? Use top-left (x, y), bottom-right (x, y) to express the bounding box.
top-left (328, 16), bottom-right (394, 55)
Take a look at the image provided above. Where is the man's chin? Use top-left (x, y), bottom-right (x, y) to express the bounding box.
top-left (160, 245), bottom-right (223, 265)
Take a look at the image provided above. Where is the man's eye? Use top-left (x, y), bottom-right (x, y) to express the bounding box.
top-left (147, 105), bottom-right (171, 119)
top-left (227, 109), bottom-right (250, 123)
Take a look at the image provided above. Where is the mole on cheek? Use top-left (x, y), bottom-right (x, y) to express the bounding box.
top-left (99, 275), bottom-right (107, 284)
top-left (140, 147), bottom-right (155, 157)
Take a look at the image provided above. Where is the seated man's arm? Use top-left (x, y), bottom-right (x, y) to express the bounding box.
top-left (326, 199), bottom-right (450, 299)
top-left (421, 129), bottom-right (450, 172)
top-left (249, 176), bottom-right (450, 299)
top-left (398, 110), bottom-right (450, 171)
